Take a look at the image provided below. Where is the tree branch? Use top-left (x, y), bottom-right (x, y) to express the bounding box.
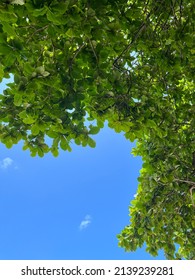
top-left (70, 42), bottom-right (86, 66)
top-left (113, 22), bottom-right (146, 66)
top-left (174, 178), bottom-right (195, 185)
top-left (88, 38), bottom-right (98, 62)
top-left (26, 25), bottom-right (49, 44)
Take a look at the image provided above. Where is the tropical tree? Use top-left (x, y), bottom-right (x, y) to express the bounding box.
top-left (0, 0), bottom-right (194, 259)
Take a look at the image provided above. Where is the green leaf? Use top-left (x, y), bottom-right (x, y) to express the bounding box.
top-left (88, 137), bottom-right (96, 148)
top-left (14, 93), bottom-right (22, 106)
top-left (89, 125), bottom-right (100, 135)
top-left (147, 119), bottom-right (156, 129)
top-left (41, 71), bottom-right (50, 77)
top-left (23, 116), bottom-right (36, 124)
top-left (97, 120), bottom-right (104, 128)
top-left (22, 142), bottom-right (29, 151)
top-left (30, 150), bottom-right (37, 157)
top-left (36, 66), bottom-right (45, 75)
top-left (60, 137), bottom-right (68, 151)
top-left (14, 74), bottom-right (20, 84)
top-left (74, 138), bottom-right (81, 145)
top-left (37, 148), bottom-right (44, 157)
top-left (138, 228), bottom-right (144, 235)
top-left (3, 23), bottom-right (16, 37)
top-left (192, 220), bottom-right (195, 229)
top-left (0, 44), bottom-right (11, 55)
top-left (32, 7), bottom-right (48, 17)
top-left (0, 11), bottom-right (17, 23)
top-left (47, 10), bottom-right (67, 25)
top-left (65, 28), bottom-right (74, 37)
top-left (31, 124), bottom-right (40, 136)
top-left (52, 2), bottom-right (69, 14)
top-left (5, 139), bottom-right (13, 149)
top-left (18, 110), bottom-right (27, 119)
top-left (124, 131), bottom-right (136, 142)
top-left (51, 147), bottom-right (59, 157)
top-left (23, 63), bottom-right (34, 75)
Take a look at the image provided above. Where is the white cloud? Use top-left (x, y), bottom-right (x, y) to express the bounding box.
top-left (0, 157), bottom-right (13, 169)
top-left (79, 215), bottom-right (92, 231)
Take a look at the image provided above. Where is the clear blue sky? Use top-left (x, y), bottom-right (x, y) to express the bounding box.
top-left (0, 78), bottom-right (165, 260)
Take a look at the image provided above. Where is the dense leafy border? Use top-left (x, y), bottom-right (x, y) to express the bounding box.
top-left (0, 0), bottom-right (194, 259)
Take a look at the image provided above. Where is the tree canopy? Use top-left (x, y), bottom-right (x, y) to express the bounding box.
top-left (0, 0), bottom-right (194, 259)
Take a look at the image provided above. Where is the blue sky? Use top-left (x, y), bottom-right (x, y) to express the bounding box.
top-left (0, 78), bottom-right (165, 260)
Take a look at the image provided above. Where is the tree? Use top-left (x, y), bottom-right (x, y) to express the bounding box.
top-left (0, 0), bottom-right (194, 259)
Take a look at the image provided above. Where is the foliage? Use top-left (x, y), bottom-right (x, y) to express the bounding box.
top-left (0, 0), bottom-right (194, 259)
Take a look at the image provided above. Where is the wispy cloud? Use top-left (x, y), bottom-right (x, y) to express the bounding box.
top-left (0, 157), bottom-right (14, 169)
top-left (79, 215), bottom-right (92, 231)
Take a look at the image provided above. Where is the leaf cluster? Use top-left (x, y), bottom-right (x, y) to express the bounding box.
top-left (0, 0), bottom-right (194, 259)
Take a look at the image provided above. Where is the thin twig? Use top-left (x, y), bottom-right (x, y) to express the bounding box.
top-left (70, 42), bottom-right (86, 65)
top-left (113, 1), bottom-right (164, 67)
top-left (175, 179), bottom-right (195, 185)
top-left (179, 0), bottom-right (183, 23)
top-left (113, 22), bottom-right (146, 66)
top-left (26, 25), bottom-right (49, 44)
top-left (88, 38), bottom-right (98, 62)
